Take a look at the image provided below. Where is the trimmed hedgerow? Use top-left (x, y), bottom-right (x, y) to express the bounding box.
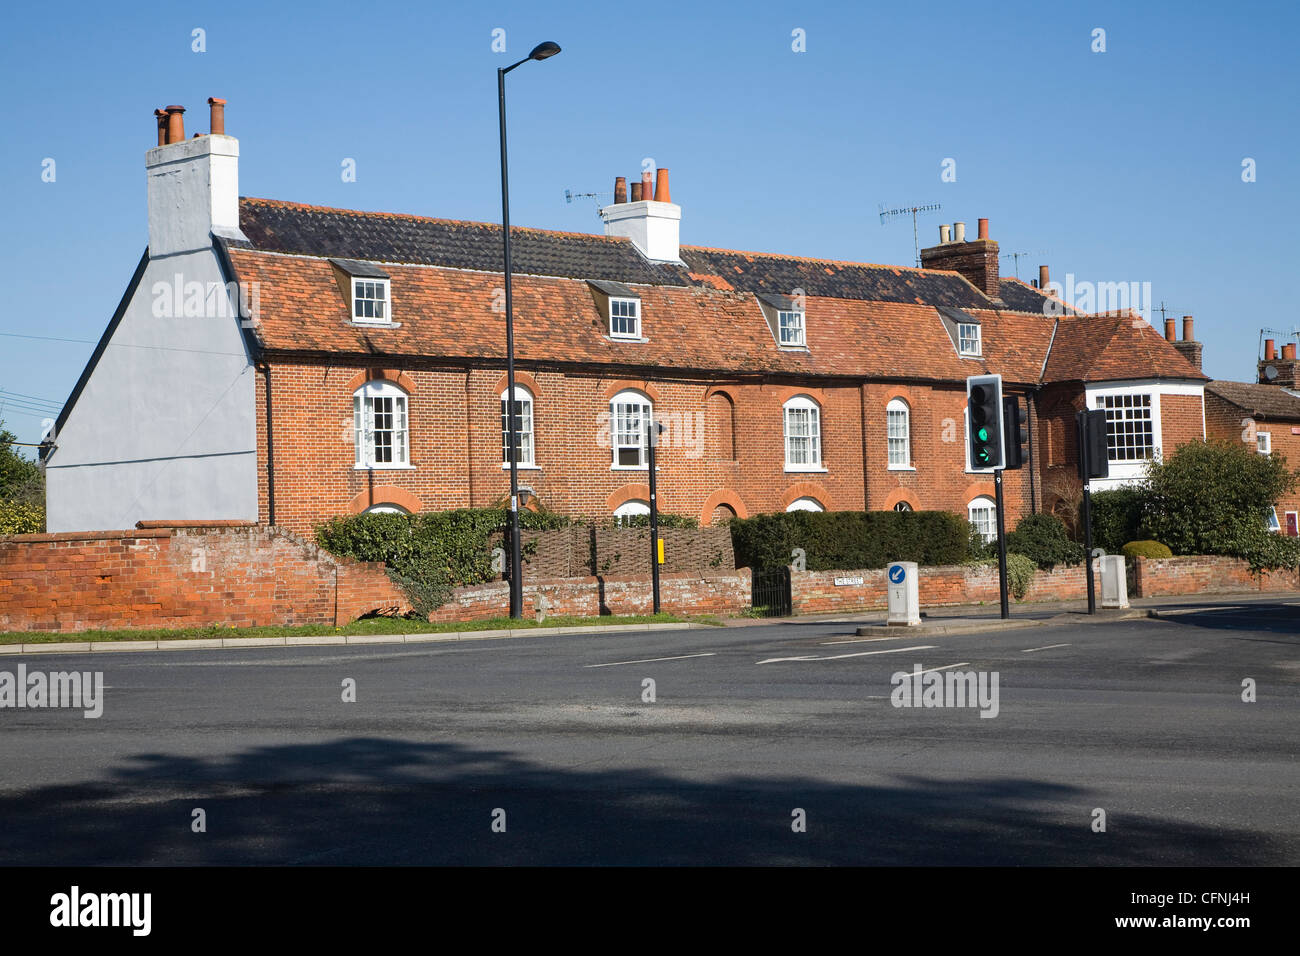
top-left (729, 509), bottom-right (969, 572)
top-left (315, 507), bottom-right (570, 615)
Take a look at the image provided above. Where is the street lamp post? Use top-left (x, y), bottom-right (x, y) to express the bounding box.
top-left (499, 40), bottom-right (561, 619)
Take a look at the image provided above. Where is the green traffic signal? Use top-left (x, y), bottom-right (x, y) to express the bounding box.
top-left (976, 426), bottom-right (990, 442)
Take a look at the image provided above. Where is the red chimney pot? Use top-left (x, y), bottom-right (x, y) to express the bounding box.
top-left (164, 105), bottom-right (186, 145)
top-left (1164, 318), bottom-right (1176, 342)
top-left (208, 97), bottom-right (226, 136)
top-left (1265, 338), bottom-right (1276, 361)
top-left (655, 168), bottom-right (670, 204)
top-left (977, 218), bottom-right (989, 240)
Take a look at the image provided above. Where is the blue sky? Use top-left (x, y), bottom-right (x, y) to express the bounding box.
top-left (2, 0), bottom-right (1296, 446)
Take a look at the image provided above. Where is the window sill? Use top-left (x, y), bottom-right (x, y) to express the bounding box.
top-left (354, 464), bottom-right (415, 471)
top-left (784, 466), bottom-right (827, 473)
top-left (779, 344), bottom-right (809, 352)
top-left (607, 335), bottom-right (648, 344)
top-left (350, 320), bottom-right (402, 329)
top-left (887, 465), bottom-right (916, 471)
top-left (610, 465), bottom-right (659, 471)
top-left (501, 463), bottom-right (541, 470)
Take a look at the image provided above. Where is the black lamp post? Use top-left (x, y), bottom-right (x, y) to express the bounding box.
top-left (499, 40), bottom-right (561, 618)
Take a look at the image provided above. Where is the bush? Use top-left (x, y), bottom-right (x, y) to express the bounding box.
top-left (730, 509), bottom-right (969, 571)
top-left (315, 507), bottom-right (571, 614)
top-left (1004, 513), bottom-right (1085, 569)
top-left (1143, 440), bottom-right (1299, 569)
top-left (1090, 487), bottom-right (1147, 554)
top-left (1121, 540), bottom-right (1173, 560)
top-left (0, 501), bottom-right (44, 534)
top-left (1005, 552), bottom-right (1036, 601)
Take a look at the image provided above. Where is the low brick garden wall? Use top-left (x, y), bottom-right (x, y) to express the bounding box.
top-left (1132, 555), bottom-right (1300, 596)
top-left (428, 570), bottom-right (752, 622)
top-left (0, 522), bottom-right (408, 633)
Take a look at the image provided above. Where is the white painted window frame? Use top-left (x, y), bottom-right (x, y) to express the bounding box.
top-left (886, 398), bottom-right (912, 469)
top-left (610, 297), bottom-right (641, 339)
top-left (500, 385), bottom-right (537, 469)
top-left (352, 277), bottom-right (392, 324)
top-left (353, 380), bottom-right (410, 469)
top-left (778, 309), bottom-right (806, 347)
top-left (958, 322), bottom-right (981, 356)
top-left (968, 495), bottom-right (997, 543)
top-left (783, 395), bottom-right (824, 471)
top-left (610, 389), bottom-right (652, 469)
top-left (786, 496), bottom-right (825, 513)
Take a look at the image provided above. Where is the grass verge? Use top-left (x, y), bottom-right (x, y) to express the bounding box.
top-left (0, 612), bottom-right (722, 645)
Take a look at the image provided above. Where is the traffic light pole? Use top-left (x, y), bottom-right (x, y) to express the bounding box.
top-left (994, 470), bottom-right (1010, 619)
top-left (647, 420), bottom-right (662, 615)
top-left (1079, 417), bottom-right (1096, 615)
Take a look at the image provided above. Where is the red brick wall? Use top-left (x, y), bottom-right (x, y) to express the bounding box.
top-left (257, 359), bottom-right (1042, 536)
top-left (0, 525), bottom-right (407, 633)
top-left (427, 570), bottom-right (752, 622)
top-left (1133, 555), bottom-right (1300, 596)
top-left (1205, 393), bottom-right (1300, 527)
top-left (791, 561), bottom-right (1100, 614)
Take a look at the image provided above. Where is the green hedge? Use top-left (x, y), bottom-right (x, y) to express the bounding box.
top-left (315, 508), bottom-right (570, 616)
top-left (1090, 487), bottom-right (1147, 554)
top-left (730, 509), bottom-right (970, 572)
top-left (1005, 513), bottom-right (1084, 569)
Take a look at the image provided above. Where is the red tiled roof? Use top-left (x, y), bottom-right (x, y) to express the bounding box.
top-left (1041, 313), bottom-right (1207, 383)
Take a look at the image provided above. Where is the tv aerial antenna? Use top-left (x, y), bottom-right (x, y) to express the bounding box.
top-left (564, 188), bottom-right (612, 219)
top-left (878, 202), bottom-right (941, 267)
top-left (999, 249), bottom-right (1051, 281)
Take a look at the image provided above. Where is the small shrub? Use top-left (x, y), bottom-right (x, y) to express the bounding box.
top-left (1005, 552), bottom-right (1036, 601)
top-left (0, 501), bottom-right (44, 535)
top-left (1121, 540), bottom-right (1173, 560)
top-left (1005, 513), bottom-right (1085, 570)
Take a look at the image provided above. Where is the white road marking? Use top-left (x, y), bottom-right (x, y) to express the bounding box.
top-left (585, 652), bottom-right (716, 668)
top-left (1021, 643), bottom-right (1072, 653)
top-left (757, 645), bottom-right (935, 665)
top-left (914, 663), bottom-right (970, 675)
top-left (821, 637), bottom-right (899, 645)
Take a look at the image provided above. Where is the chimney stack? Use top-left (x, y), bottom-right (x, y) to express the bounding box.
top-left (1038, 264), bottom-right (1050, 290)
top-left (600, 163), bottom-right (682, 262)
top-left (146, 98), bottom-right (246, 255)
top-left (1258, 338), bottom-right (1299, 387)
top-left (919, 216), bottom-right (1000, 298)
top-left (1170, 314), bottom-right (1202, 371)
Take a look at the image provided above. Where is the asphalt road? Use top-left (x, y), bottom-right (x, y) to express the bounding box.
top-left (1, 600), bottom-right (1296, 865)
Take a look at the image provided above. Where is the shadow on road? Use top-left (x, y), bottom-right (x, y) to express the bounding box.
top-left (0, 736), bottom-right (1280, 865)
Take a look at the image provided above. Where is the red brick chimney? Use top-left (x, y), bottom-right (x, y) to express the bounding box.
top-left (919, 216), bottom-right (1000, 298)
top-left (1170, 314), bottom-right (1202, 371)
top-left (1259, 339), bottom-right (1299, 387)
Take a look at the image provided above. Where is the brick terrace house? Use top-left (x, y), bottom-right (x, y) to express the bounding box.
top-left (44, 100), bottom-right (1209, 539)
top-left (1204, 337), bottom-right (1300, 536)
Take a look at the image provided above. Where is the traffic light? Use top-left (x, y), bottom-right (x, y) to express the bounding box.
top-left (1076, 408), bottom-right (1110, 480)
top-left (1002, 394), bottom-right (1029, 469)
top-left (966, 374), bottom-right (1004, 470)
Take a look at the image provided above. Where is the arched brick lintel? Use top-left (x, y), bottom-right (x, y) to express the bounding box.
top-left (345, 368), bottom-right (417, 393)
top-left (700, 489), bottom-right (749, 525)
top-left (347, 485), bottom-right (423, 515)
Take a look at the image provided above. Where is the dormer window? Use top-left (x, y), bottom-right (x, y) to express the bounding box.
top-left (353, 278), bottom-right (390, 323)
top-left (610, 297), bottom-right (641, 339)
top-left (330, 258), bottom-right (394, 326)
top-left (778, 310), bottom-right (805, 347)
top-left (758, 293), bottom-right (806, 349)
top-left (588, 280), bottom-right (644, 341)
top-left (938, 306), bottom-right (981, 358)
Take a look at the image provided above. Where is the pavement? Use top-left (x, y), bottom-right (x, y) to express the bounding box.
top-left (0, 596), bottom-right (1296, 865)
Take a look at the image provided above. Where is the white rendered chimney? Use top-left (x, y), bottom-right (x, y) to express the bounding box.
top-left (146, 106), bottom-right (246, 256)
top-left (599, 168), bottom-right (681, 263)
